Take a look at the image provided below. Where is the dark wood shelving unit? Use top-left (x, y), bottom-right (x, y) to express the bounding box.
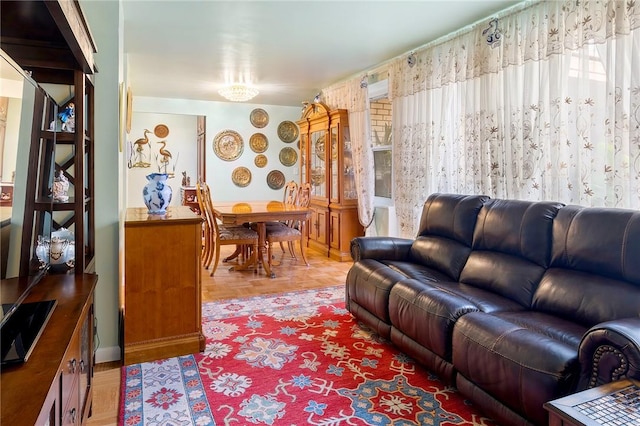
top-left (19, 60), bottom-right (95, 277)
top-left (1, 1), bottom-right (99, 425)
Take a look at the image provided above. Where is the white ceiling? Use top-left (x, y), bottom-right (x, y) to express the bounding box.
top-left (123, 0), bottom-right (521, 107)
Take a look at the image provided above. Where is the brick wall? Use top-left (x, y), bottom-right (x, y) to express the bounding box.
top-left (371, 98), bottom-right (391, 146)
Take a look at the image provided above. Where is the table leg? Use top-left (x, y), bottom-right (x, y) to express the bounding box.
top-left (223, 245), bottom-right (243, 262)
top-left (256, 222), bottom-right (275, 278)
top-left (229, 245), bottom-right (258, 273)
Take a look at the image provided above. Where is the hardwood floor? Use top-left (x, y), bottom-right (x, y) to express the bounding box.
top-left (87, 244), bottom-right (352, 425)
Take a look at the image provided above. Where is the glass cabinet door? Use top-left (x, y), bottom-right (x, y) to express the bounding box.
top-left (330, 126), bottom-right (339, 200)
top-left (342, 125), bottom-right (356, 200)
top-left (310, 130), bottom-right (326, 198)
top-left (300, 134), bottom-right (307, 187)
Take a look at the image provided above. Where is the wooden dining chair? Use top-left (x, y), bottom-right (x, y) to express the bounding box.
top-left (283, 180), bottom-right (299, 206)
top-left (196, 181), bottom-right (259, 276)
top-left (264, 182), bottom-right (311, 267)
top-left (195, 181), bottom-right (212, 266)
top-left (258, 180), bottom-right (298, 229)
top-left (259, 180), bottom-right (300, 250)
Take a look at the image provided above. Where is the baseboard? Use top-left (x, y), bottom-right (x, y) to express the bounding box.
top-left (95, 346), bottom-right (121, 363)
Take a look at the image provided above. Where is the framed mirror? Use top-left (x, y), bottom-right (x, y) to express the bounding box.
top-left (1, 50), bottom-right (41, 279)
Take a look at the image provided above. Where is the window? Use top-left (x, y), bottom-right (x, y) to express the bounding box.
top-left (368, 79), bottom-right (392, 201)
top-left (373, 150), bottom-right (392, 198)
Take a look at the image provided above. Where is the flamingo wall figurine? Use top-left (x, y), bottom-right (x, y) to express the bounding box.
top-left (158, 141), bottom-right (172, 162)
top-left (157, 141), bottom-right (174, 175)
top-left (131, 129), bottom-right (152, 167)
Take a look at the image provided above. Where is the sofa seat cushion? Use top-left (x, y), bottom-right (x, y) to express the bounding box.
top-left (452, 311), bottom-right (587, 425)
top-left (346, 258), bottom-right (453, 322)
top-left (389, 279), bottom-right (524, 361)
top-left (383, 259), bottom-right (456, 282)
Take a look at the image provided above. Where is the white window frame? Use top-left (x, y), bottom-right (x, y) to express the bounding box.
top-left (369, 79), bottom-right (394, 207)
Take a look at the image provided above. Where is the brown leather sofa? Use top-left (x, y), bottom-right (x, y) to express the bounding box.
top-left (345, 193), bottom-right (640, 426)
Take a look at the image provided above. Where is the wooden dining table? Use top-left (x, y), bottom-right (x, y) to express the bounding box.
top-left (213, 200), bottom-right (311, 278)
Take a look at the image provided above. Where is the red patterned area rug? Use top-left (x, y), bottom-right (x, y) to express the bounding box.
top-left (119, 285), bottom-right (497, 425)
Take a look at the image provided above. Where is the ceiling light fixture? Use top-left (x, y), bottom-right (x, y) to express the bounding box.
top-left (218, 83), bottom-right (259, 102)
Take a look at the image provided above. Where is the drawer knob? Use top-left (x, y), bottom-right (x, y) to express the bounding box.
top-left (68, 358), bottom-right (77, 374)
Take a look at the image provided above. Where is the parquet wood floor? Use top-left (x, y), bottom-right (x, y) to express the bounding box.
top-left (87, 244), bottom-right (352, 425)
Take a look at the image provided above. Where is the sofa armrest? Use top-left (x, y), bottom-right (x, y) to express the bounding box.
top-left (578, 317), bottom-right (640, 390)
top-left (350, 237), bottom-right (413, 262)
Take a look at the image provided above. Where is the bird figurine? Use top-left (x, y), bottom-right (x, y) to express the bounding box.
top-left (157, 141), bottom-right (174, 175)
top-left (131, 129), bottom-right (152, 167)
top-left (158, 140), bottom-right (172, 162)
top-left (134, 129), bottom-right (152, 152)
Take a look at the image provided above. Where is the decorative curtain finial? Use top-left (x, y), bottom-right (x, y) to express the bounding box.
top-left (360, 75), bottom-right (368, 89)
top-left (407, 52), bottom-right (417, 68)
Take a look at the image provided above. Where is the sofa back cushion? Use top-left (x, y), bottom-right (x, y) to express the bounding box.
top-left (460, 198), bottom-right (563, 307)
top-left (409, 193), bottom-right (488, 280)
top-left (532, 205), bottom-right (640, 325)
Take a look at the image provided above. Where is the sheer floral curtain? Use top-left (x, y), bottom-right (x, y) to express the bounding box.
top-left (322, 78), bottom-right (376, 233)
top-left (389, 0), bottom-right (640, 237)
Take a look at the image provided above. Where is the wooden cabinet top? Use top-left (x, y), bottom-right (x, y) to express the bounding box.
top-left (125, 206), bottom-right (202, 226)
top-left (0, 273), bottom-right (98, 426)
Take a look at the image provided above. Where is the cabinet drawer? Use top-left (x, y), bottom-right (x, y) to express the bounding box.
top-left (60, 329), bottom-right (80, 421)
top-left (61, 377), bottom-right (80, 426)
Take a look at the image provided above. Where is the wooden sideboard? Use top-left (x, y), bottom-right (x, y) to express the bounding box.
top-left (123, 206), bottom-right (205, 364)
top-left (1, 273), bottom-right (97, 426)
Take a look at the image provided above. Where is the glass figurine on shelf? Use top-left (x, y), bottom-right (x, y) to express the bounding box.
top-left (58, 102), bottom-right (75, 132)
top-left (49, 102), bottom-right (75, 132)
top-left (52, 171), bottom-right (70, 202)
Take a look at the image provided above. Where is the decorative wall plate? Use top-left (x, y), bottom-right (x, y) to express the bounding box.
top-left (249, 133), bottom-right (268, 153)
top-left (154, 124), bottom-right (169, 138)
top-left (250, 108), bottom-right (269, 128)
top-left (277, 120), bottom-right (299, 143)
top-left (266, 170), bottom-right (286, 190)
top-left (254, 154), bottom-right (268, 168)
top-left (231, 167), bottom-right (252, 187)
top-left (126, 87), bottom-right (132, 134)
top-left (279, 147), bottom-right (298, 167)
top-left (311, 167), bottom-right (325, 186)
top-left (311, 168), bottom-right (326, 186)
top-left (213, 130), bottom-right (244, 161)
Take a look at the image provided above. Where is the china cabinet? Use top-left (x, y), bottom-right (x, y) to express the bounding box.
top-left (297, 102), bottom-right (363, 261)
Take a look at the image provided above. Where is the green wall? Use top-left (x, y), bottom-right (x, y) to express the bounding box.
top-left (82, 0), bottom-right (122, 361)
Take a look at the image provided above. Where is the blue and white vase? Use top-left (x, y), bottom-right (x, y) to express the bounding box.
top-left (143, 173), bottom-right (172, 214)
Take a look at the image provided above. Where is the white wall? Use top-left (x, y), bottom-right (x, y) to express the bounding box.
top-left (1, 97), bottom-right (22, 183)
top-left (132, 97), bottom-right (302, 204)
top-left (127, 112), bottom-right (197, 208)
